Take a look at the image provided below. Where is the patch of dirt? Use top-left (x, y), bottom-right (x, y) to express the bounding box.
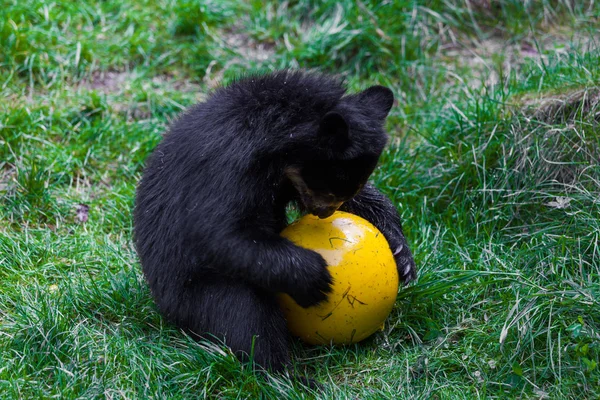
top-left (110, 102), bottom-right (155, 121)
top-left (79, 71), bottom-right (202, 95)
top-left (510, 87), bottom-right (600, 187)
top-left (150, 74), bottom-right (202, 93)
top-left (80, 28), bottom-right (276, 93)
top-left (203, 29), bottom-right (277, 89)
top-left (442, 27), bottom-right (599, 88)
top-left (525, 87), bottom-right (600, 124)
top-left (80, 71), bottom-right (132, 93)
top-left (224, 32), bottom-right (275, 63)
top-left (79, 71), bottom-right (205, 120)
top-left (0, 166), bottom-right (16, 194)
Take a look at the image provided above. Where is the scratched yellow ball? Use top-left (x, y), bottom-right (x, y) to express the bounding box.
top-left (279, 211), bottom-right (399, 345)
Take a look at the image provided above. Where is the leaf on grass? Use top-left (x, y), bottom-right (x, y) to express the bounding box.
top-left (582, 357), bottom-right (597, 372)
top-left (76, 204), bottom-right (90, 223)
top-left (546, 196), bottom-right (571, 209)
top-left (566, 322), bottom-right (583, 338)
top-left (512, 362), bottom-right (523, 376)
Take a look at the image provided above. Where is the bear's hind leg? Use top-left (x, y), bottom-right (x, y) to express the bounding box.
top-left (165, 279), bottom-right (291, 372)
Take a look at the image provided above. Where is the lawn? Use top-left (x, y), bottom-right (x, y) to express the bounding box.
top-left (1, 0), bottom-right (599, 398)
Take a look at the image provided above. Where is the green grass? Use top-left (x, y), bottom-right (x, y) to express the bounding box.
top-left (1, 0), bottom-right (599, 398)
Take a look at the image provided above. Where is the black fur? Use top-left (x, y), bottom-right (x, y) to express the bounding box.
top-left (133, 70), bottom-right (416, 372)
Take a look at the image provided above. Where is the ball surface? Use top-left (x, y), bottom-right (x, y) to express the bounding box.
top-left (279, 211), bottom-right (399, 345)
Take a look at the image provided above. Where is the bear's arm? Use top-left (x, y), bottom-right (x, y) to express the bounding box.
top-left (189, 223), bottom-right (332, 306)
top-left (339, 183), bottom-right (417, 284)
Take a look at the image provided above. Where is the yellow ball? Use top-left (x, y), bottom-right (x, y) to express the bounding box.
top-left (279, 211), bottom-right (399, 345)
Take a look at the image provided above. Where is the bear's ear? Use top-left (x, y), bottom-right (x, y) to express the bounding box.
top-left (358, 85), bottom-right (394, 119)
top-left (319, 111), bottom-right (348, 139)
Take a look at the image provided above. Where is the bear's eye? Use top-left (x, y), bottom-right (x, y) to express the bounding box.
top-left (322, 193), bottom-right (336, 201)
top-left (301, 175), bottom-right (328, 192)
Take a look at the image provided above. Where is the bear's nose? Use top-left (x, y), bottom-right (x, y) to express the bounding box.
top-left (315, 207), bottom-right (336, 219)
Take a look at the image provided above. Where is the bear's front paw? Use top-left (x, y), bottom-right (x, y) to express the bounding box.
top-left (393, 243), bottom-right (417, 285)
top-left (287, 251), bottom-right (333, 308)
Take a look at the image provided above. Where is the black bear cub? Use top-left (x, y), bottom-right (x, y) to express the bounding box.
top-left (134, 70), bottom-right (416, 372)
